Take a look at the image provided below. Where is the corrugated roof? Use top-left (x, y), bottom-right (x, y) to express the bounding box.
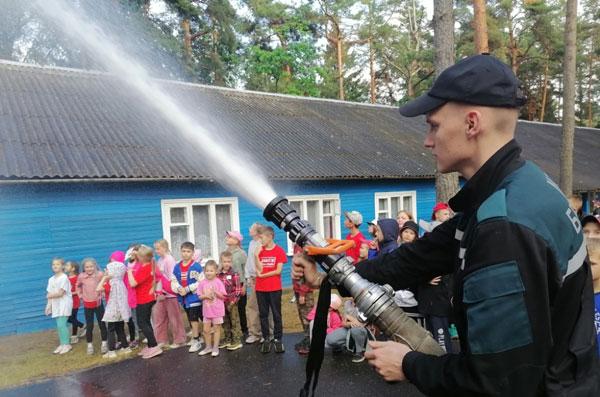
top-left (0, 60), bottom-right (598, 190)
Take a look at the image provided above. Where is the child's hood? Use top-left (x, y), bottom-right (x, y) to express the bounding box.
top-left (378, 218), bottom-right (399, 244)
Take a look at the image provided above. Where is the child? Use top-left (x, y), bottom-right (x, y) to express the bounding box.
top-left (45, 258), bottom-right (73, 354)
top-left (218, 251), bottom-right (244, 350)
top-left (357, 239), bottom-right (370, 262)
top-left (171, 241), bottom-right (204, 353)
top-left (197, 260), bottom-right (227, 357)
top-left (344, 211), bottom-right (366, 262)
top-left (254, 226), bottom-right (287, 353)
top-left (587, 238), bottom-right (600, 355)
top-left (124, 245), bottom-right (140, 348)
top-left (399, 221), bottom-right (419, 244)
top-left (322, 297), bottom-right (369, 363)
top-left (366, 220), bottom-right (379, 259)
top-left (77, 258), bottom-right (108, 355)
top-left (127, 245), bottom-right (162, 359)
top-left (375, 218), bottom-right (399, 256)
top-left (225, 231), bottom-right (248, 340)
top-left (98, 252), bottom-right (131, 358)
top-left (292, 249), bottom-right (315, 355)
top-left (65, 261), bottom-right (85, 343)
top-left (153, 239), bottom-right (186, 349)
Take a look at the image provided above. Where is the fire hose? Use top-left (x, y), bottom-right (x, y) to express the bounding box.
top-left (263, 196), bottom-right (445, 395)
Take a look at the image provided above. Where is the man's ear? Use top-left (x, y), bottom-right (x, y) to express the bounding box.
top-left (465, 110), bottom-right (482, 139)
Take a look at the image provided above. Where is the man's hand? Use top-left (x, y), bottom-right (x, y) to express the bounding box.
top-left (292, 254), bottom-right (321, 289)
top-left (364, 341), bottom-right (412, 382)
top-left (429, 276), bottom-right (442, 286)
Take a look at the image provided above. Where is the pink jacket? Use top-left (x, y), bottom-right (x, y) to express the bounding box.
top-left (124, 262), bottom-right (140, 308)
top-left (76, 271), bottom-right (104, 305)
top-left (307, 308), bottom-right (344, 334)
top-left (157, 254), bottom-right (177, 298)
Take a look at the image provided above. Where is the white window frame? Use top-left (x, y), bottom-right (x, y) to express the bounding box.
top-left (161, 197), bottom-right (240, 260)
top-left (374, 191), bottom-right (417, 220)
top-left (285, 194), bottom-right (341, 255)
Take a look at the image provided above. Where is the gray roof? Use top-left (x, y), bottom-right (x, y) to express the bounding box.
top-left (0, 60), bottom-right (598, 190)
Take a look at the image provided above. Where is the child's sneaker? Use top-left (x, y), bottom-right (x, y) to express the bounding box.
top-left (169, 343), bottom-right (185, 349)
top-left (53, 345), bottom-right (62, 354)
top-left (219, 340), bottom-right (231, 349)
top-left (188, 340), bottom-right (202, 353)
top-left (142, 346), bottom-right (163, 359)
top-left (227, 342), bottom-right (243, 351)
top-left (138, 346), bottom-right (150, 356)
top-left (77, 325), bottom-right (87, 338)
top-left (198, 346), bottom-right (212, 356)
top-left (59, 345), bottom-right (72, 355)
top-left (142, 338), bottom-right (148, 344)
top-left (211, 347), bottom-right (219, 357)
top-left (352, 352), bottom-right (365, 363)
top-left (260, 340), bottom-right (271, 354)
top-left (119, 347), bottom-right (133, 355)
top-left (157, 342), bottom-right (166, 349)
top-left (129, 340), bottom-right (139, 349)
top-left (273, 339), bottom-right (285, 353)
top-left (100, 341), bottom-right (108, 354)
top-left (86, 344), bottom-right (94, 355)
top-left (70, 336), bottom-right (79, 344)
top-left (245, 335), bottom-right (260, 344)
top-left (103, 351), bottom-right (117, 359)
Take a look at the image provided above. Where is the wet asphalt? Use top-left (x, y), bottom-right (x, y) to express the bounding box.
top-left (2, 334), bottom-right (424, 397)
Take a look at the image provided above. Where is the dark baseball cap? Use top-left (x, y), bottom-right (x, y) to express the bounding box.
top-left (399, 54), bottom-right (526, 117)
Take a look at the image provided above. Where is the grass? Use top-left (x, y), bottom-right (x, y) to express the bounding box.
top-left (0, 288), bottom-right (305, 390)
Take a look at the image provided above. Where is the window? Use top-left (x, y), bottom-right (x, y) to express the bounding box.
top-left (374, 191), bottom-right (417, 220)
top-left (285, 194), bottom-right (341, 254)
top-left (161, 197), bottom-right (239, 261)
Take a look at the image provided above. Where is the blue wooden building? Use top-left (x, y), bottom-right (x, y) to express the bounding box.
top-left (0, 60), bottom-right (598, 335)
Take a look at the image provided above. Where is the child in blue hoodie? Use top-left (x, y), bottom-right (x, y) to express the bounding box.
top-left (171, 241), bottom-right (204, 353)
top-left (375, 218), bottom-right (399, 256)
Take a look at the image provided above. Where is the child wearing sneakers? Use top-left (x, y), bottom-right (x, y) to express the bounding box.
top-left (254, 226), bottom-right (287, 354)
top-left (218, 251), bottom-right (244, 351)
top-left (292, 248), bottom-right (315, 355)
top-left (197, 260), bottom-right (227, 357)
top-left (97, 251), bottom-right (131, 359)
top-left (65, 261), bottom-right (85, 343)
top-left (77, 258), bottom-right (108, 355)
top-left (45, 257), bottom-right (73, 355)
top-left (127, 245), bottom-right (162, 359)
top-left (171, 241), bottom-right (204, 353)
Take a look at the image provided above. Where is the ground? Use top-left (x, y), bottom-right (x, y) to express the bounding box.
top-left (1, 333), bottom-right (424, 397)
top-left (0, 289), bottom-right (303, 389)
top-left (0, 288), bottom-right (425, 396)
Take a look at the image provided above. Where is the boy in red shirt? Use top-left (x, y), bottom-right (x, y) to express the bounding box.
top-left (254, 226), bottom-right (287, 354)
top-left (127, 245), bottom-right (161, 359)
top-left (344, 210), bottom-right (366, 262)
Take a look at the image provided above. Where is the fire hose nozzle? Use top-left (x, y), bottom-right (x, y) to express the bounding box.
top-left (263, 196), bottom-right (445, 356)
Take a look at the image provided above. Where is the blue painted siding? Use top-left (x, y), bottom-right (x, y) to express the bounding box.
top-left (0, 178), bottom-right (436, 335)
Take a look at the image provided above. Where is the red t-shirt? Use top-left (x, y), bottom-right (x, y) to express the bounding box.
top-left (345, 231), bottom-right (366, 263)
top-left (133, 263), bottom-right (155, 305)
top-left (256, 245), bottom-right (287, 292)
top-left (179, 261), bottom-right (193, 288)
top-left (69, 275), bottom-right (80, 309)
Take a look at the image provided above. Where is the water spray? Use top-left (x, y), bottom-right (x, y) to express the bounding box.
top-left (263, 196), bottom-right (445, 355)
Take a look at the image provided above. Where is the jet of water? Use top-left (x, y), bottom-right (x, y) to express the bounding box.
top-left (35, 0), bottom-right (277, 209)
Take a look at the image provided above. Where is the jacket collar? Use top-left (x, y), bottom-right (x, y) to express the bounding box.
top-left (449, 139), bottom-right (525, 216)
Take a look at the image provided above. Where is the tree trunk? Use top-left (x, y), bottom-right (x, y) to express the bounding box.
top-left (369, 37), bottom-right (376, 104)
top-left (587, 49), bottom-right (594, 127)
top-left (539, 58), bottom-right (549, 122)
top-left (559, 0), bottom-right (577, 196)
top-left (337, 34), bottom-right (345, 101)
top-left (473, 0), bottom-right (489, 53)
top-left (433, 0), bottom-right (460, 203)
top-left (181, 18), bottom-right (193, 71)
